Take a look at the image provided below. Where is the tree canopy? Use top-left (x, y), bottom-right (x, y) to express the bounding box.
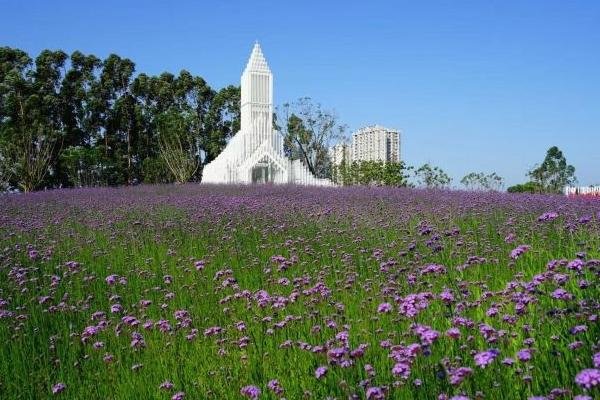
top-left (460, 172), bottom-right (504, 191)
top-left (0, 46), bottom-right (240, 191)
top-left (507, 146), bottom-right (577, 194)
top-left (527, 146), bottom-right (576, 193)
top-left (276, 97), bottom-right (346, 180)
top-left (413, 163), bottom-right (452, 188)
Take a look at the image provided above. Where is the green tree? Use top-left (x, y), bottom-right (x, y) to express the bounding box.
top-left (528, 146), bottom-right (576, 193)
top-left (0, 47), bottom-right (64, 191)
top-left (201, 85), bottom-right (240, 173)
top-left (507, 181), bottom-right (541, 193)
top-left (414, 163), bottom-right (452, 188)
top-left (0, 46), bottom-right (255, 190)
top-left (59, 146), bottom-right (103, 187)
top-left (461, 172), bottom-right (504, 191)
top-left (276, 97), bottom-right (346, 179)
top-left (382, 161), bottom-right (411, 186)
top-left (334, 159), bottom-right (410, 187)
top-left (156, 110), bottom-right (199, 183)
top-left (57, 51), bottom-right (102, 185)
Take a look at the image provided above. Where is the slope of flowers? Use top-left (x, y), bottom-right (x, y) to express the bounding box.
top-left (0, 185), bottom-right (599, 399)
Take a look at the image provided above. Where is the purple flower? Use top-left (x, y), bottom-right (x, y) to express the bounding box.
top-left (120, 317), bottom-right (140, 330)
top-left (413, 324), bottom-right (439, 345)
top-left (105, 274), bottom-right (118, 285)
top-left (551, 288), bottom-right (573, 300)
top-left (575, 369), bottom-right (600, 389)
top-left (28, 249), bottom-right (39, 260)
top-left (502, 357), bottom-right (515, 366)
top-left (315, 366), bottom-right (328, 379)
top-left (517, 349), bottom-right (532, 362)
top-left (159, 380), bottom-right (174, 390)
top-left (486, 307), bottom-right (499, 317)
top-left (593, 352), bottom-right (600, 368)
top-left (446, 327), bottom-right (461, 339)
top-left (130, 332), bottom-right (146, 349)
top-left (537, 212), bottom-right (558, 221)
top-left (439, 289), bottom-right (455, 304)
top-left (510, 245), bottom-right (530, 260)
top-left (327, 347), bottom-right (346, 360)
top-left (194, 260), bottom-right (206, 270)
top-left (267, 379), bottom-right (283, 396)
top-left (392, 362), bottom-right (411, 379)
top-left (377, 302), bottom-right (392, 313)
top-left (421, 264), bottom-right (446, 275)
top-left (203, 326), bottom-right (223, 337)
top-left (365, 364), bottom-right (375, 377)
top-left (449, 367), bottom-right (473, 385)
top-left (474, 349), bottom-right (499, 368)
top-left (336, 330), bottom-right (349, 343)
top-left (52, 383), bottom-right (66, 395)
top-left (569, 341), bottom-right (584, 350)
top-left (571, 325), bottom-right (588, 335)
top-left (236, 321), bottom-right (247, 331)
top-left (567, 259), bottom-right (584, 271)
top-left (110, 303), bottom-right (123, 313)
top-left (171, 392), bottom-right (185, 400)
top-left (240, 385), bottom-right (261, 399)
top-left (81, 325), bottom-right (99, 343)
top-left (366, 386), bottom-right (385, 399)
top-left (398, 292), bottom-right (431, 318)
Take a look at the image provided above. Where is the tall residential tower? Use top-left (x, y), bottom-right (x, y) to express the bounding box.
top-left (351, 125), bottom-right (401, 163)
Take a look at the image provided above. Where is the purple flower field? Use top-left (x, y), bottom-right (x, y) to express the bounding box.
top-left (0, 184), bottom-right (599, 399)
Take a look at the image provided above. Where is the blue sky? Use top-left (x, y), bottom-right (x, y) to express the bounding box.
top-left (2, 0), bottom-right (599, 186)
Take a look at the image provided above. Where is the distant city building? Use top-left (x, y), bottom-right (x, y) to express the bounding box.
top-left (350, 125), bottom-right (401, 163)
top-left (329, 143), bottom-right (351, 167)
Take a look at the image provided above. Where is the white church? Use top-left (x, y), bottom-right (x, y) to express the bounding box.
top-left (202, 43), bottom-right (333, 186)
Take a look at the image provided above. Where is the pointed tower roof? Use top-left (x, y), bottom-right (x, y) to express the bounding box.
top-left (245, 42), bottom-right (271, 73)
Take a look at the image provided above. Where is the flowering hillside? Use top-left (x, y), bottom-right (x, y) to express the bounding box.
top-left (0, 185), bottom-right (598, 399)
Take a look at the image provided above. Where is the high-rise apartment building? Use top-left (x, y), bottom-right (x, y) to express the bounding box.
top-left (351, 125), bottom-right (400, 163)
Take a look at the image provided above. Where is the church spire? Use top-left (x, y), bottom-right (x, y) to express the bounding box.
top-left (245, 42), bottom-right (271, 73)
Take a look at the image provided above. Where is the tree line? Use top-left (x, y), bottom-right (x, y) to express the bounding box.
top-left (0, 47), bottom-right (578, 194)
top-left (0, 46), bottom-right (240, 191)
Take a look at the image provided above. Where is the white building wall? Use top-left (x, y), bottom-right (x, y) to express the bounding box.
top-left (330, 143), bottom-right (351, 166)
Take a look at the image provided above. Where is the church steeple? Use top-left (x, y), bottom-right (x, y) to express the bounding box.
top-left (199, 42), bottom-right (333, 186)
top-left (245, 42), bottom-right (271, 73)
top-left (240, 42), bottom-right (274, 159)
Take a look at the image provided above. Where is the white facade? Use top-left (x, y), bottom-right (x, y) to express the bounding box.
top-left (564, 186), bottom-right (600, 197)
top-left (351, 125), bottom-right (401, 163)
top-left (329, 143), bottom-right (351, 166)
top-left (202, 43), bottom-right (332, 186)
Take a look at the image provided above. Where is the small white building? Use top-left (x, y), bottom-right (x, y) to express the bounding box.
top-left (202, 43), bottom-right (332, 186)
top-left (564, 186), bottom-right (600, 197)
